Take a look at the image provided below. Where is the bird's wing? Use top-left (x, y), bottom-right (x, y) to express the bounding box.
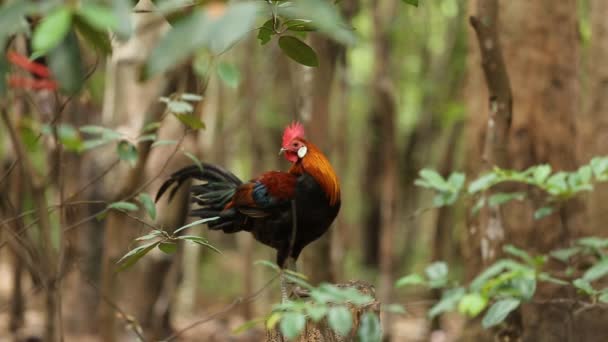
top-left (226, 171), bottom-right (297, 217)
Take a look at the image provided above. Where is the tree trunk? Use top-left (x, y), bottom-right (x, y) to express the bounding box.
top-left (464, 0), bottom-right (583, 339)
top-left (579, 0), bottom-right (608, 236)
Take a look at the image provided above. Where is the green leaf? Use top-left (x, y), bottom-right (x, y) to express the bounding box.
top-left (425, 261), bottom-right (448, 288)
top-left (257, 19), bottom-right (274, 45)
top-left (327, 306), bottom-right (352, 336)
top-left (280, 312), bottom-right (306, 340)
top-left (255, 260), bottom-right (281, 272)
top-left (0, 2), bottom-right (33, 49)
top-left (217, 62), bottom-right (241, 89)
top-left (458, 293), bottom-right (487, 317)
top-left (285, 19), bottom-right (316, 32)
top-left (468, 173), bottom-right (498, 193)
top-left (488, 192), bottom-right (525, 207)
top-left (534, 207), bottom-right (555, 220)
top-left (583, 259), bottom-right (608, 282)
top-left (184, 151), bottom-right (204, 172)
top-left (73, 15), bottom-right (112, 54)
top-left (180, 93), bottom-right (203, 102)
top-left (538, 273), bottom-right (569, 286)
top-left (168, 100), bottom-right (194, 114)
top-left (402, 0), bottom-right (419, 6)
top-left (532, 164), bottom-right (552, 184)
top-left (146, 3), bottom-right (259, 76)
top-left (116, 140), bottom-right (138, 167)
top-left (108, 201), bottom-right (139, 212)
top-left (178, 235), bottom-right (221, 254)
top-left (77, 4), bottom-right (118, 31)
top-left (266, 312), bottom-right (282, 330)
top-left (395, 273), bottom-right (426, 288)
top-left (116, 241), bottom-right (160, 271)
top-left (383, 304), bottom-right (406, 314)
top-left (417, 169), bottom-right (449, 191)
top-left (481, 299), bottom-right (520, 328)
top-left (158, 242), bottom-right (177, 254)
top-left (175, 114), bottom-right (205, 130)
top-left (573, 278), bottom-right (596, 295)
top-left (577, 237), bottom-right (608, 250)
top-left (306, 305), bottom-right (328, 322)
top-left (428, 287), bottom-right (465, 318)
top-left (599, 289), bottom-right (608, 303)
top-left (503, 245), bottom-right (534, 266)
top-left (278, 36), bottom-right (319, 67)
top-left (233, 318), bottom-right (264, 334)
top-left (135, 230), bottom-right (163, 241)
top-left (173, 217), bottom-right (219, 234)
top-left (550, 247), bottom-right (580, 262)
top-left (57, 124), bottom-right (83, 152)
top-left (470, 259), bottom-right (528, 291)
top-left (138, 193), bottom-right (156, 220)
top-left (48, 30), bottom-right (84, 93)
top-left (357, 312), bottom-right (381, 342)
top-left (33, 7), bottom-right (73, 54)
top-left (279, 0), bottom-right (356, 45)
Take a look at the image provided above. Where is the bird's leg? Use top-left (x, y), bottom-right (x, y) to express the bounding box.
top-left (280, 257), bottom-right (297, 303)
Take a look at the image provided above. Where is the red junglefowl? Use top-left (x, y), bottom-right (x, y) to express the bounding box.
top-left (156, 122), bottom-right (340, 298)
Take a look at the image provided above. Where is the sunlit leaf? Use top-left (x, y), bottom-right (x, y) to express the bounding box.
top-left (233, 318), bottom-right (264, 334)
top-left (481, 299), bottom-right (520, 328)
top-left (458, 293), bottom-right (487, 317)
top-left (184, 151), bottom-right (204, 172)
top-left (257, 19), bottom-right (274, 45)
top-left (138, 193), bottom-right (156, 220)
top-left (175, 114), bottom-right (205, 130)
top-left (425, 261), bottom-right (448, 288)
top-left (583, 259), bottom-right (608, 282)
top-left (158, 242), bottom-right (177, 254)
top-left (278, 36), bottom-right (319, 67)
top-left (255, 259), bottom-right (280, 272)
top-left (280, 312), bottom-right (306, 340)
top-left (77, 4), bottom-right (118, 31)
top-left (57, 124), bottom-right (83, 152)
top-left (395, 273), bottom-right (426, 288)
top-left (108, 201), bottom-right (138, 212)
top-left (217, 62), bottom-right (241, 89)
top-left (116, 240), bottom-right (160, 271)
top-left (116, 140), bottom-right (138, 167)
top-left (327, 306), bottom-right (352, 336)
top-left (357, 312), bottom-right (381, 342)
top-left (306, 305), bottom-right (327, 322)
top-left (573, 278), bottom-right (596, 296)
top-left (33, 7), bottom-right (73, 54)
top-left (266, 312), bottom-right (282, 329)
top-left (178, 235), bottom-right (221, 253)
top-left (173, 217), bottom-right (219, 234)
top-left (428, 287), bottom-right (465, 318)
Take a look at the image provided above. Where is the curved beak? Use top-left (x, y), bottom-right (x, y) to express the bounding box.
top-left (279, 147), bottom-right (287, 155)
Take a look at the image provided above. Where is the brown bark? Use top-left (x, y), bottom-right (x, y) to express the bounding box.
top-left (465, 0), bottom-right (583, 339)
top-left (579, 0), bottom-right (608, 235)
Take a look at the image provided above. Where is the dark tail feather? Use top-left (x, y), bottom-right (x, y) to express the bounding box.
top-left (156, 163), bottom-right (242, 202)
top-left (156, 163), bottom-right (244, 233)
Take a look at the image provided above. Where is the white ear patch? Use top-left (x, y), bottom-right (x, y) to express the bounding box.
top-left (297, 146), bottom-right (307, 158)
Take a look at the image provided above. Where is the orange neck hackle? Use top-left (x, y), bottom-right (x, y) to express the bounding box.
top-left (289, 140), bottom-right (341, 206)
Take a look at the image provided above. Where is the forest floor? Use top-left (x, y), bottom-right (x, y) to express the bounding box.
top-left (0, 260), bottom-right (463, 341)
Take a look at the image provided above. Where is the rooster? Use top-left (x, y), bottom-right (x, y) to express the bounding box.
top-left (156, 122), bottom-right (340, 298)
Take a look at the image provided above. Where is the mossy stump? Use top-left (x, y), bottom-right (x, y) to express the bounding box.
top-left (265, 281), bottom-right (380, 342)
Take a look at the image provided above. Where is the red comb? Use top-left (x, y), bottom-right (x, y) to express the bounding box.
top-left (282, 121), bottom-right (305, 146)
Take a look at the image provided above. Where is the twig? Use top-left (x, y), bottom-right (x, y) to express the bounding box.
top-left (162, 273), bottom-right (279, 342)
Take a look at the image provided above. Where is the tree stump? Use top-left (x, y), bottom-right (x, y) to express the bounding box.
top-left (265, 281), bottom-right (380, 342)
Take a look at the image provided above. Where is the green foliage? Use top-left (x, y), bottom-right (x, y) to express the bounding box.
top-left (278, 36), bottom-right (319, 67)
top-left (397, 237), bottom-right (608, 329)
top-left (160, 93), bottom-right (205, 130)
top-left (217, 62), bottom-right (241, 89)
top-left (32, 7), bottom-right (72, 54)
top-left (416, 156), bottom-right (608, 220)
top-left (117, 217), bottom-right (223, 271)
